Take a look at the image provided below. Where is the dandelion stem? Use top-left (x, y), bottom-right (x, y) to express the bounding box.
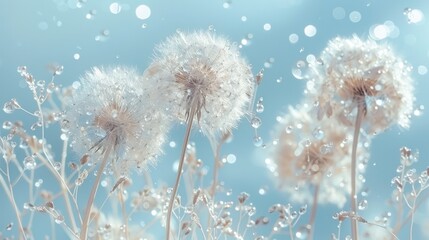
top-left (61, 138), bottom-right (78, 233)
top-left (79, 144), bottom-right (112, 240)
top-left (409, 189), bottom-right (417, 240)
top-left (166, 105), bottom-right (196, 240)
top-left (2, 163), bottom-right (28, 240)
top-left (351, 100), bottom-right (365, 240)
top-left (308, 184), bottom-right (320, 240)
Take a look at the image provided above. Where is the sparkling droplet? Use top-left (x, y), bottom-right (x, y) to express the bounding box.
top-left (253, 136), bottom-right (263, 147)
top-left (256, 98), bottom-right (264, 113)
top-left (299, 205), bottom-right (307, 215)
top-left (135, 4), bottom-right (151, 20)
top-left (2, 121), bottom-right (13, 129)
top-left (304, 25), bottom-right (317, 37)
top-left (34, 179), bottom-right (43, 188)
top-left (54, 66), bottom-right (64, 76)
top-left (296, 225), bottom-right (310, 239)
top-left (285, 125), bottom-right (293, 133)
top-left (358, 199), bottom-right (368, 210)
top-left (396, 164), bottom-right (404, 173)
top-left (312, 127), bottom-right (324, 140)
top-left (320, 143), bottom-right (333, 155)
top-left (55, 215), bottom-right (64, 224)
top-left (251, 116), bottom-right (262, 129)
top-left (101, 180), bottom-right (108, 187)
top-left (258, 187), bottom-right (267, 195)
top-left (109, 2), bottom-right (122, 14)
top-left (23, 156), bottom-right (36, 170)
top-left (169, 141), bottom-right (176, 148)
top-left (226, 154), bottom-right (236, 164)
top-left (6, 223), bottom-right (13, 231)
top-left (292, 68), bottom-right (304, 80)
top-left (3, 99), bottom-right (20, 114)
top-left (53, 162), bottom-right (61, 171)
top-left (19, 140), bottom-right (28, 149)
top-left (263, 23), bottom-right (271, 31)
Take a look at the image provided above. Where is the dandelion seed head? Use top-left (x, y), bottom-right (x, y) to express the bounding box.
top-left (307, 35), bottom-right (414, 134)
top-left (271, 105), bottom-right (368, 207)
top-left (144, 30), bottom-right (254, 137)
top-left (65, 66), bottom-right (168, 173)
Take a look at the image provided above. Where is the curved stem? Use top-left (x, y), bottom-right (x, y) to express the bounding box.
top-left (60, 138), bottom-right (78, 232)
top-left (351, 101), bottom-right (364, 240)
top-left (166, 106), bottom-right (196, 240)
top-left (1, 166), bottom-right (27, 240)
top-left (79, 145), bottom-right (112, 240)
top-left (308, 184), bottom-right (320, 240)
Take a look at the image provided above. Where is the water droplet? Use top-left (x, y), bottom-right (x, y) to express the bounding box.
top-left (72, 81), bottom-right (81, 89)
top-left (289, 33), bottom-right (299, 44)
top-left (332, 7), bottom-right (346, 20)
top-left (34, 179), bottom-right (43, 188)
top-left (55, 215), bottom-right (64, 224)
top-left (285, 125), bottom-right (293, 133)
top-left (2, 121), bottom-right (12, 129)
top-left (19, 139), bottom-right (28, 149)
top-left (292, 68), bottom-right (304, 80)
top-left (251, 116), bottom-right (262, 129)
top-left (253, 136), bottom-right (263, 147)
top-left (54, 65), bottom-right (64, 75)
top-left (404, 8), bottom-right (424, 24)
top-left (299, 204), bottom-right (307, 215)
top-left (135, 5), bottom-right (151, 20)
top-left (6, 223), bottom-right (13, 231)
top-left (375, 99), bottom-right (384, 106)
top-left (304, 25), bottom-right (317, 37)
top-left (110, 2), bottom-right (122, 14)
top-left (258, 187), bottom-right (267, 195)
top-left (73, 53), bottom-right (80, 60)
top-left (263, 23), bottom-right (271, 31)
top-left (358, 199), bottom-right (368, 210)
top-left (349, 11), bottom-right (362, 23)
top-left (169, 141), bottom-right (176, 148)
top-left (312, 127), bottom-right (324, 140)
top-left (3, 99), bottom-right (20, 114)
top-left (296, 225), bottom-right (310, 239)
top-left (23, 156), bottom-right (36, 170)
top-left (396, 164), bottom-right (404, 173)
top-left (53, 162), bottom-right (61, 171)
top-left (256, 98), bottom-right (264, 113)
top-left (226, 154), bottom-right (236, 164)
top-left (111, 109), bottom-right (118, 118)
top-left (101, 180), bottom-right (108, 187)
top-left (320, 143), bottom-right (333, 155)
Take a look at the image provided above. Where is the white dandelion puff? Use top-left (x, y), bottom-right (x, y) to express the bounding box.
top-left (307, 35), bottom-right (414, 134)
top-left (271, 105), bottom-right (369, 208)
top-left (66, 66), bottom-right (168, 171)
top-left (144, 30), bottom-right (254, 138)
top-left (143, 30), bottom-right (254, 239)
top-left (64, 66), bottom-right (169, 239)
top-left (306, 35), bottom-right (415, 239)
